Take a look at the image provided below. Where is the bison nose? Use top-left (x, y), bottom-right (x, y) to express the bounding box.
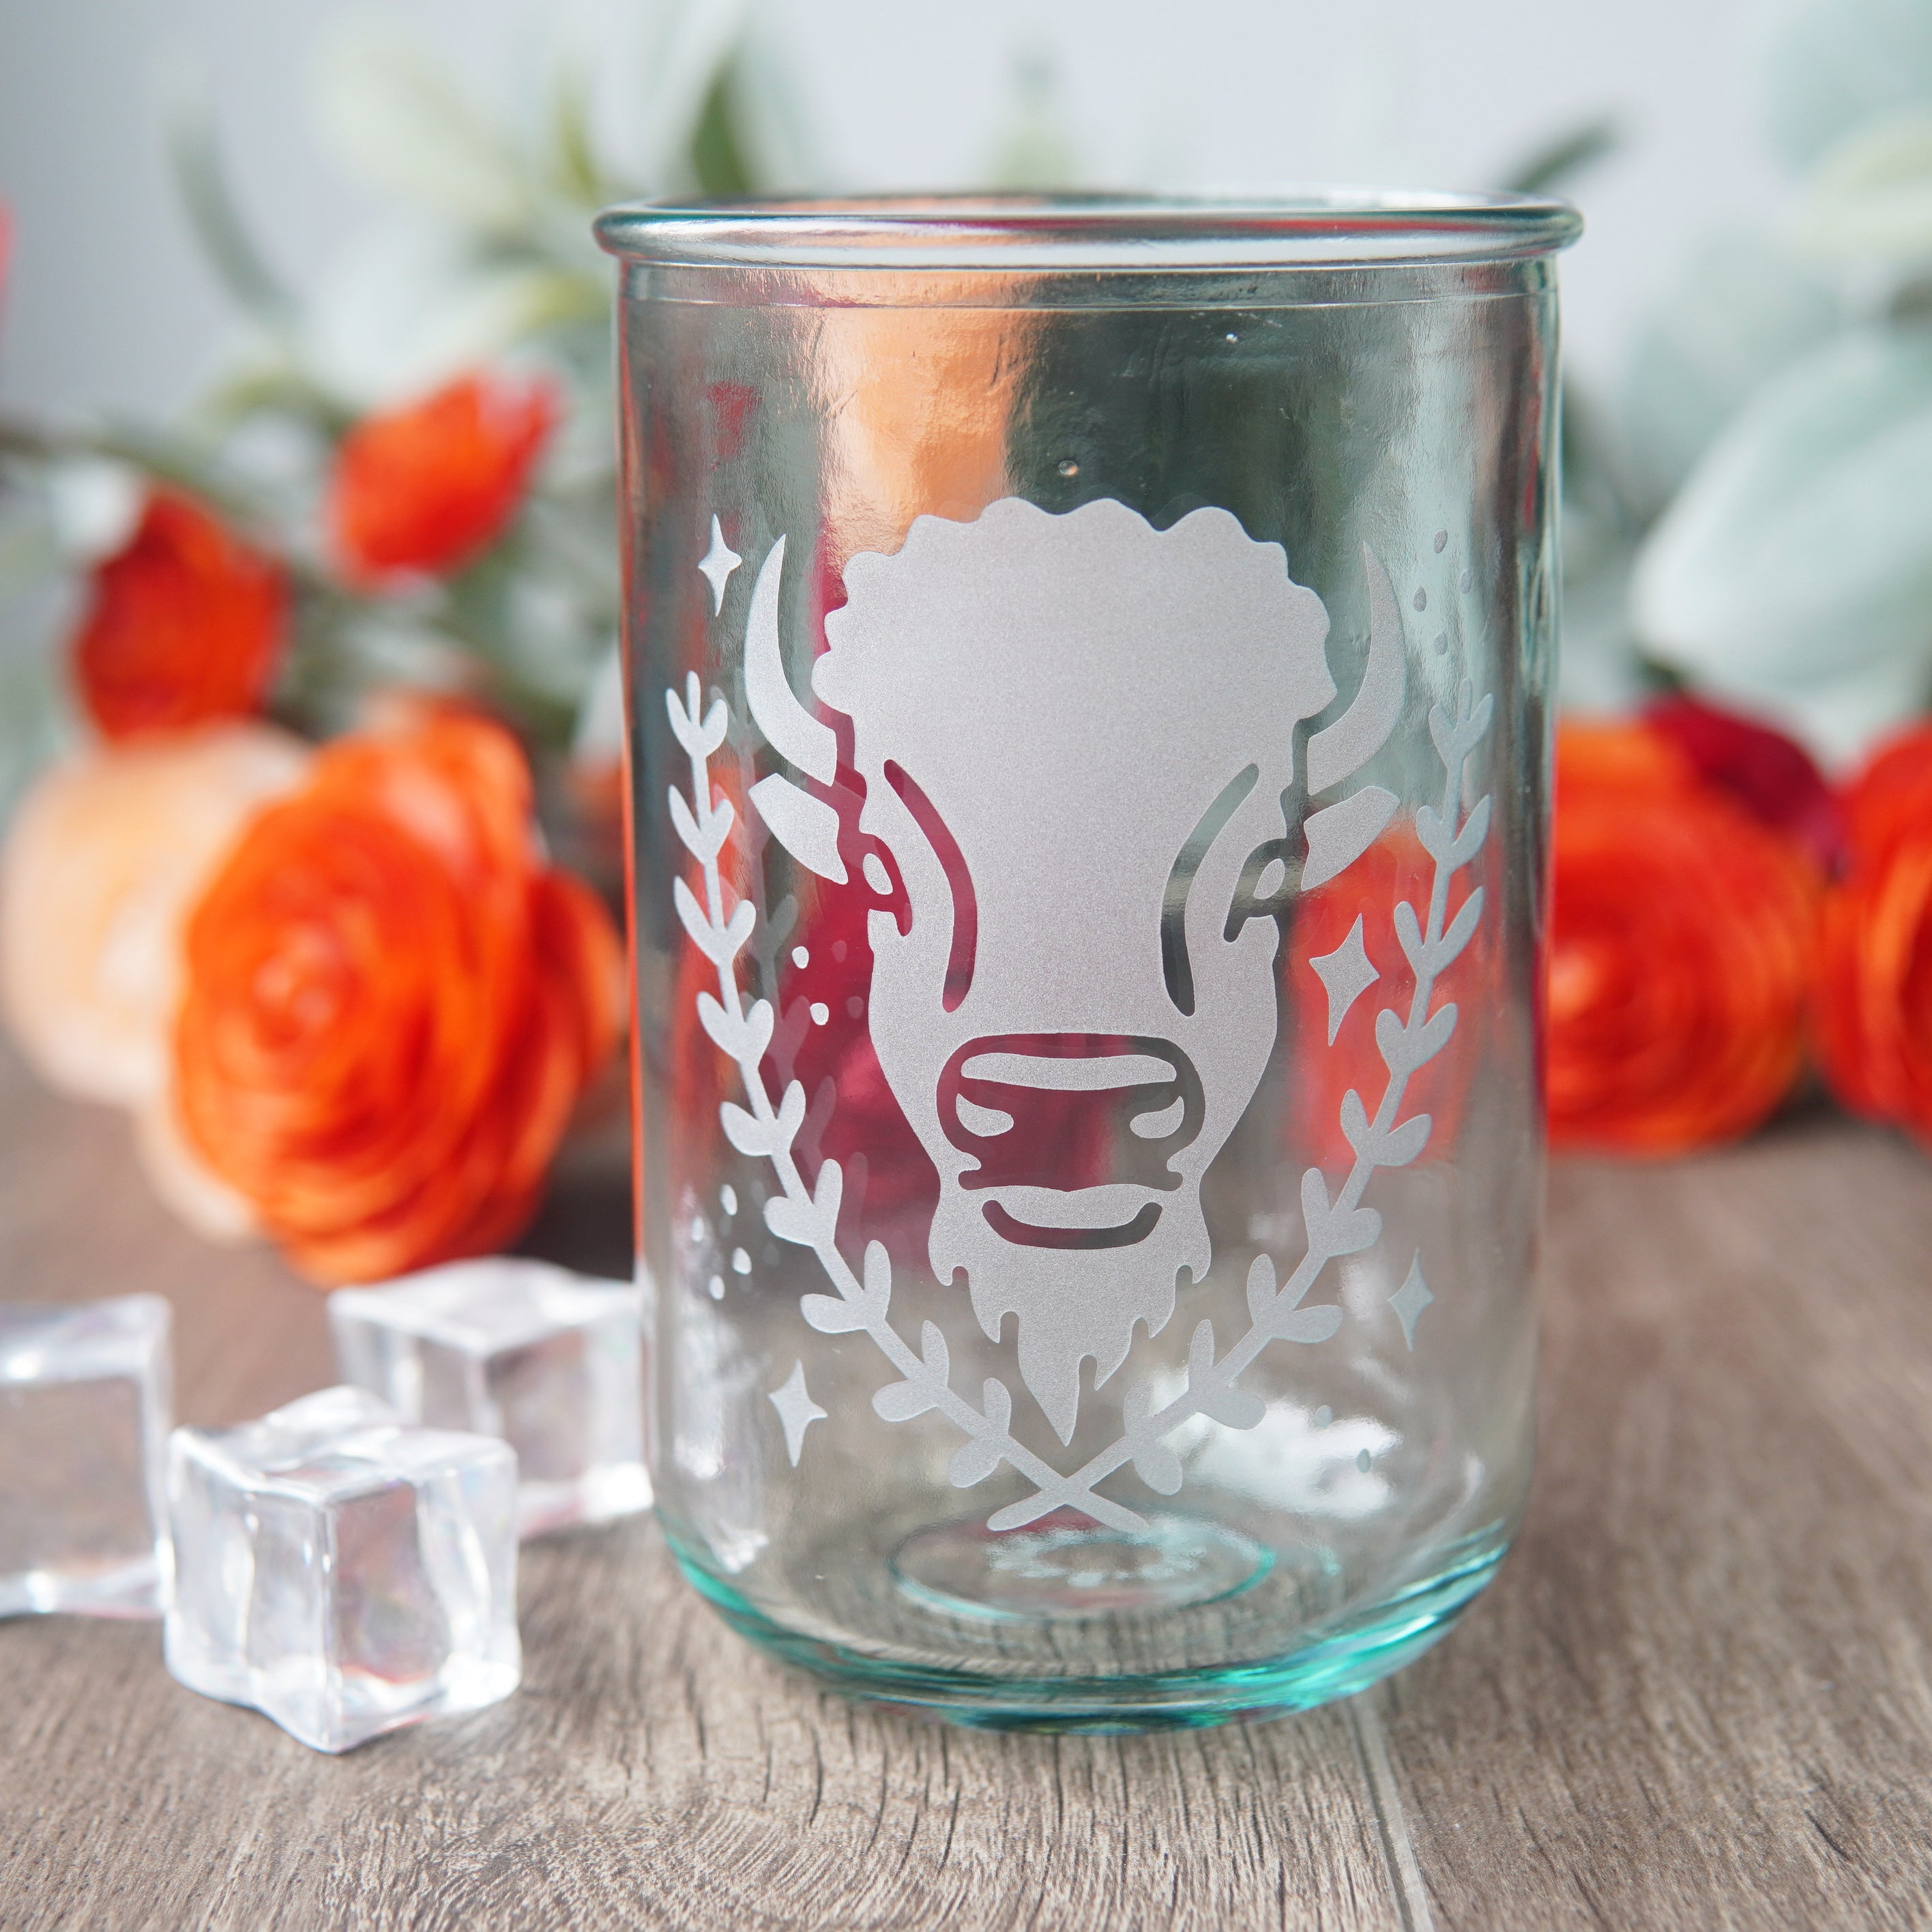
top-left (937, 1034), bottom-right (1206, 1190)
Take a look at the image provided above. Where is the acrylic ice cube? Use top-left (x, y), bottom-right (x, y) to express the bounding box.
top-left (164, 1386), bottom-right (520, 1753)
top-left (329, 1258), bottom-right (650, 1538)
top-left (0, 1294), bottom-right (171, 1619)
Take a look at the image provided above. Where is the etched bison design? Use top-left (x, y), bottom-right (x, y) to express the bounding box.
top-left (744, 497), bottom-right (1404, 1442)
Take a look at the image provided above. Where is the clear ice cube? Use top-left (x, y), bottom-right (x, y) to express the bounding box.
top-left (0, 1294), bottom-right (171, 1619)
top-left (164, 1386), bottom-right (520, 1753)
top-left (329, 1258), bottom-right (651, 1538)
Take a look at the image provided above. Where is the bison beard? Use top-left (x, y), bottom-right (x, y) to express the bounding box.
top-left (929, 1186), bottom-right (1212, 1445)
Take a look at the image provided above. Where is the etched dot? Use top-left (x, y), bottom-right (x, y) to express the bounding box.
top-left (831, 939), bottom-right (849, 963)
top-left (1460, 568), bottom-right (1473, 594)
top-left (1412, 587), bottom-right (1427, 612)
top-left (719, 1184), bottom-right (737, 1217)
top-left (862, 853), bottom-right (891, 894)
top-left (1057, 458), bottom-right (1079, 478)
top-left (1356, 1448), bottom-right (1373, 1474)
top-left (1432, 632), bottom-right (1448, 655)
top-left (731, 1247), bottom-right (752, 1275)
top-left (846, 995), bottom-right (865, 1019)
top-left (810, 1001), bottom-right (830, 1025)
top-left (1313, 1405), bottom-right (1334, 1428)
top-left (707, 1274), bottom-right (725, 1300)
top-left (791, 946), bottom-right (809, 968)
top-left (689, 1214), bottom-right (706, 1244)
top-left (1433, 529), bottom-right (1448, 553)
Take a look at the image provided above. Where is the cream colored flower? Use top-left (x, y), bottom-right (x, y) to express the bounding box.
top-left (0, 723), bottom-right (310, 1106)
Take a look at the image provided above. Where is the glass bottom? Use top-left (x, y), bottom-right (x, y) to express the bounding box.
top-left (890, 1507), bottom-right (1273, 1621)
top-left (667, 1517), bottom-right (1508, 1733)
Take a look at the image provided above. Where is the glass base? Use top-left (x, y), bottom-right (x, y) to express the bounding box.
top-left (890, 1507), bottom-right (1272, 1621)
top-left (668, 1519), bottom-right (1508, 1733)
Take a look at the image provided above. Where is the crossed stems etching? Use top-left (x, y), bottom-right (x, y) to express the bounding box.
top-left (668, 670), bottom-right (1493, 1536)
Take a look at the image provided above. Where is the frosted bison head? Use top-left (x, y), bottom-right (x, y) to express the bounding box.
top-left (744, 497), bottom-right (1403, 1441)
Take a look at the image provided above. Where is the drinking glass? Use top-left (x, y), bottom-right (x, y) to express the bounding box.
top-left (596, 194), bottom-right (1579, 1728)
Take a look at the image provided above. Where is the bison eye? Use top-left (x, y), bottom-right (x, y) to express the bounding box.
top-left (1161, 765), bottom-right (1258, 1016)
top-left (1224, 836), bottom-right (1297, 941)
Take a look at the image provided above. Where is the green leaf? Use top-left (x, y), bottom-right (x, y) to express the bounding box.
top-left (1499, 118), bottom-right (1618, 197)
top-left (1631, 325), bottom-right (1932, 760)
top-left (1757, 0), bottom-right (1932, 173)
top-left (1795, 110), bottom-right (1932, 262)
top-left (548, 67), bottom-right (609, 209)
top-left (1618, 228), bottom-right (1839, 510)
top-left (163, 72), bottom-right (294, 325)
top-left (688, 61), bottom-right (754, 200)
top-left (313, 24), bottom-right (538, 236)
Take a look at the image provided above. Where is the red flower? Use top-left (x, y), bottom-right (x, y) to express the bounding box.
top-left (328, 371), bottom-right (557, 586)
top-left (1642, 692), bottom-right (1843, 873)
top-left (173, 713), bottom-right (621, 1284)
top-left (1547, 721), bottom-right (1820, 1154)
top-left (72, 490), bottom-right (287, 740)
top-left (1817, 722), bottom-right (1932, 1137)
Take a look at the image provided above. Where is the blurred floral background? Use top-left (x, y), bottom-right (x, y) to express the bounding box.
top-left (7, 0), bottom-right (1932, 1286)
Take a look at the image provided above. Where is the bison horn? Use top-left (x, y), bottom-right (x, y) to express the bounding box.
top-left (746, 536), bottom-right (839, 784)
top-left (744, 534), bottom-right (847, 881)
top-left (1304, 544), bottom-right (1407, 796)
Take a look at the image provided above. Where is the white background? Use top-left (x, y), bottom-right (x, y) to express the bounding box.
top-left (0, 0), bottom-right (1781, 415)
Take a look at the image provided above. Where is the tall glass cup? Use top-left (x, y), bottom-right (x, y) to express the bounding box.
top-left (597, 195), bottom-right (1579, 1728)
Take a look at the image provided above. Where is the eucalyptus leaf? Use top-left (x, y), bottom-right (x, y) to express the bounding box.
top-left (1618, 227), bottom-right (1839, 511)
top-left (298, 223), bottom-right (591, 405)
top-left (1795, 110), bottom-right (1932, 261)
top-left (1757, 0), bottom-right (1932, 172)
top-left (688, 62), bottom-right (755, 199)
top-left (987, 54), bottom-right (1081, 192)
top-left (1631, 325), bottom-right (1932, 761)
top-left (162, 70), bottom-right (295, 327)
top-left (312, 25), bottom-right (540, 237)
top-left (617, 0), bottom-right (754, 190)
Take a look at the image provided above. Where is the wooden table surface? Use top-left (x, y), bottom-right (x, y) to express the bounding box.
top-left (4, 1036), bottom-right (1931, 1931)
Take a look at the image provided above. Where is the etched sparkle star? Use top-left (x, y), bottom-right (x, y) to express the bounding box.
top-left (698, 515), bottom-right (742, 613)
top-left (768, 1360), bottom-right (826, 1467)
top-left (1308, 913), bottom-right (1379, 1044)
top-left (1389, 1254), bottom-right (1434, 1351)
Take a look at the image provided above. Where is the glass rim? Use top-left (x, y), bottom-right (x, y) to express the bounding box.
top-left (594, 190), bottom-right (1582, 271)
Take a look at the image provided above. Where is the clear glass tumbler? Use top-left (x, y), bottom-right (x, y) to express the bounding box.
top-left (597, 194), bottom-right (1579, 1728)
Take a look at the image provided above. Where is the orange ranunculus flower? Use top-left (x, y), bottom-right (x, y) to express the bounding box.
top-left (1547, 720), bottom-right (1821, 1155)
top-left (327, 371), bottom-right (557, 587)
top-left (171, 713), bottom-right (622, 1284)
top-left (72, 489), bottom-right (288, 740)
top-left (1816, 722), bottom-right (1932, 1138)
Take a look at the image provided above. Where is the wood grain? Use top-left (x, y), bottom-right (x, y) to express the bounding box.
top-left (1377, 1116), bottom-right (1932, 1931)
top-left (4, 1034), bottom-right (1931, 1929)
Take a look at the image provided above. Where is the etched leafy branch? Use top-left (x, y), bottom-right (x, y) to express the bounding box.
top-left (982, 678), bottom-right (1495, 1532)
top-left (665, 672), bottom-right (1147, 1532)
